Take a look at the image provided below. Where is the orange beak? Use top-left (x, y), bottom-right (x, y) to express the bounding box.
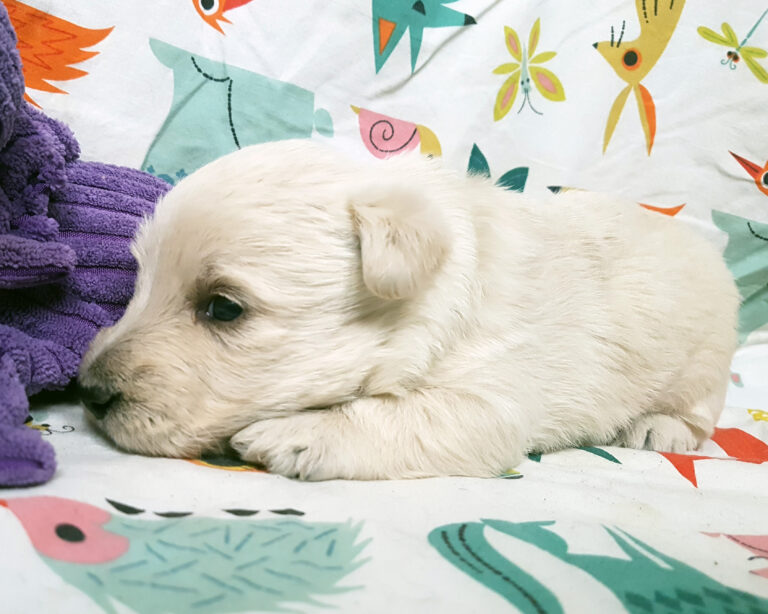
top-left (0, 499), bottom-right (8, 508)
top-left (205, 15), bottom-right (227, 33)
top-left (730, 151), bottom-right (762, 180)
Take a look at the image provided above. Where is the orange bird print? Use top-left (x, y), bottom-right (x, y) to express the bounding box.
top-left (4, 0), bottom-right (112, 107)
top-left (594, 0), bottom-right (686, 155)
top-left (192, 0), bottom-right (255, 33)
top-left (660, 427), bottom-right (768, 487)
top-left (730, 151), bottom-right (768, 197)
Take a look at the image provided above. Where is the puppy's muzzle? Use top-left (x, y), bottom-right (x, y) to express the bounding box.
top-left (79, 383), bottom-right (122, 420)
top-left (78, 340), bottom-right (131, 420)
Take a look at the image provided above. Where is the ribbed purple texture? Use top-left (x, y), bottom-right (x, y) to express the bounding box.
top-left (0, 4), bottom-right (170, 486)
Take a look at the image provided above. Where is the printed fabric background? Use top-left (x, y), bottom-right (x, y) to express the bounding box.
top-left (1, 0), bottom-right (768, 613)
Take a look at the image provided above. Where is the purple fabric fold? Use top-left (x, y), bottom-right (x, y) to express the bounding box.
top-left (0, 234), bottom-right (76, 288)
top-left (0, 354), bottom-right (56, 486)
top-left (0, 3), bottom-right (169, 487)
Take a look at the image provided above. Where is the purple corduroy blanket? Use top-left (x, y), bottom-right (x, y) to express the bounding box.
top-left (0, 4), bottom-right (169, 487)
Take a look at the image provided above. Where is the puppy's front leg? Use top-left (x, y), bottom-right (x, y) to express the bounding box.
top-left (230, 392), bottom-right (525, 480)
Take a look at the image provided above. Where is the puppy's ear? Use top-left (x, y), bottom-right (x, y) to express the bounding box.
top-left (351, 185), bottom-right (451, 300)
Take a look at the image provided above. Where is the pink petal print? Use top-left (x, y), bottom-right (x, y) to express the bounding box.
top-left (535, 70), bottom-right (556, 93)
top-left (508, 34), bottom-right (519, 55)
top-left (502, 84), bottom-right (516, 107)
top-left (504, 26), bottom-right (522, 60)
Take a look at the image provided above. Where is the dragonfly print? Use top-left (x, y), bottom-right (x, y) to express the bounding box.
top-left (698, 8), bottom-right (768, 83)
top-left (493, 18), bottom-right (565, 119)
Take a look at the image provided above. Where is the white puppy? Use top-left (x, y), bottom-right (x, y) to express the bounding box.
top-left (78, 140), bottom-right (739, 480)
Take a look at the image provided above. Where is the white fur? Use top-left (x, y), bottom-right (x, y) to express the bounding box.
top-left (79, 140), bottom-right (740, 480)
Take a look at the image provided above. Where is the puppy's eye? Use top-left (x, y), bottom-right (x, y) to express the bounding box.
top-left (205, 295), bottom-right (243, 322)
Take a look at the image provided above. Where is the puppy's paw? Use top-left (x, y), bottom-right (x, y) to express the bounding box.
top-left (230, 412), bottom-right (345, 480)
top-left (613, 413), bottom-right (699, 453)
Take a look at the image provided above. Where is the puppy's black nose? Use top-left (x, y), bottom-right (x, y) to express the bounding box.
top-left (79, 384), bottom-right (121, 420)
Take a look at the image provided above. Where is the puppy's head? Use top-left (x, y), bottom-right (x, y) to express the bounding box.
top-left (78, 141), bottom-right (457, 457)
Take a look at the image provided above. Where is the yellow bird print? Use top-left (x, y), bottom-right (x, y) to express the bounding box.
top-left (594, 0), bottom-right (686, 155)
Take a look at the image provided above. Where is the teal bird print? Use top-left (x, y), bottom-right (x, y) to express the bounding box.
top-left (712, 210), bottom-right (768, 342)
top-left (142, 39), bottom-right (333, 185)
top-left (372, 0), bottom-right (476, 73)
top-left (1, 496), bottom-right (368, 614)
top-left (430, 519), bottom-right (768, 614)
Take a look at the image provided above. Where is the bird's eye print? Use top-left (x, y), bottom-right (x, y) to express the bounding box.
top-left (622, 49), bottom-right (641, 70)
top-left (55, 523), bottom-right (86, 542)
top-left (204, 295), bottom-right (244, 322)
top-left (762, 172), bottom-right (768, 188)
top-left (198, 0), bottom-right (220, 15)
